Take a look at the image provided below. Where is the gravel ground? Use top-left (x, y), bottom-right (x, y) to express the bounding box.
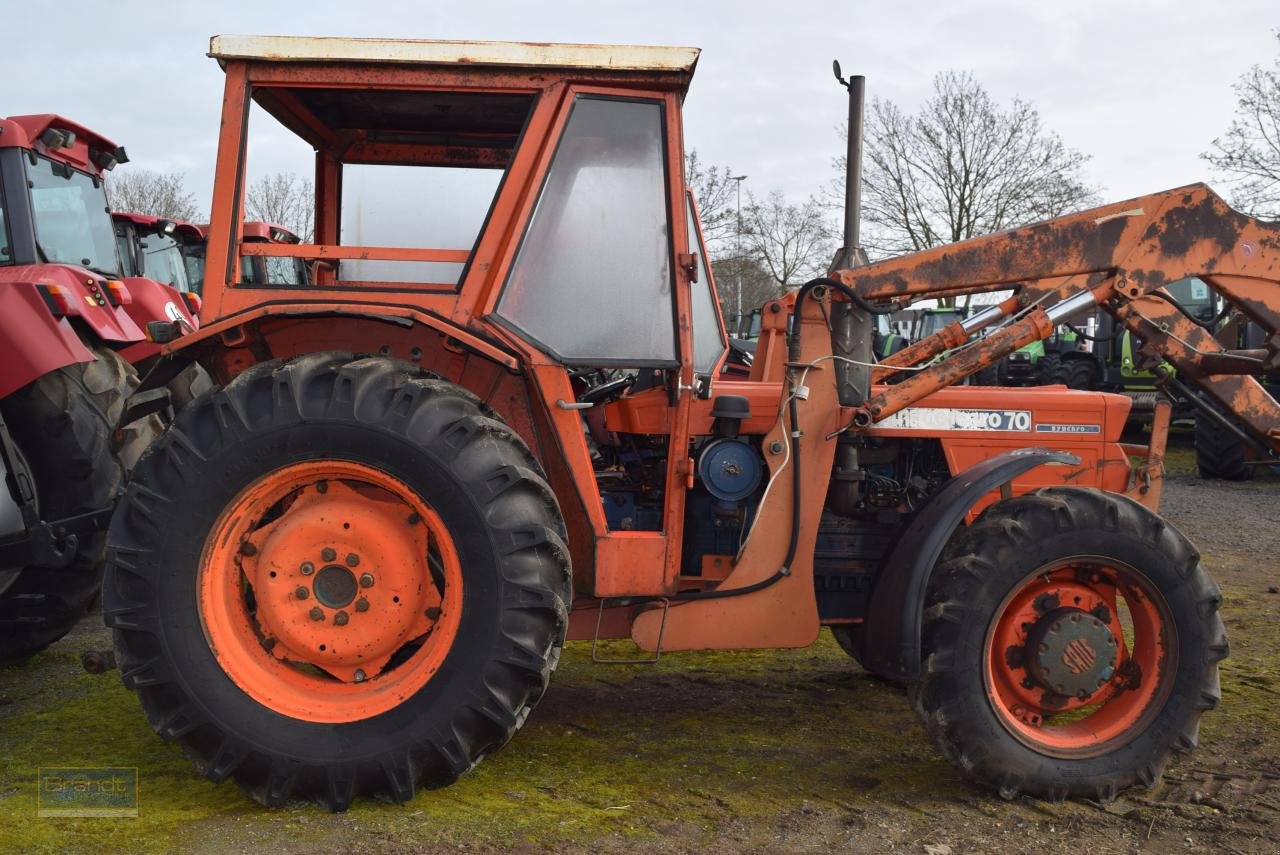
top-left (0, 438), bottom-right (1276, 854)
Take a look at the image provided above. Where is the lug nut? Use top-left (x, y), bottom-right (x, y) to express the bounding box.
top-left (300, 561), bottom-right (315, 576)
top-left (295, 586), bottom-right (310, 600)
top-left (346, 553), bottom-right (360, 567)
top-left (309, 607), bottom-right (324, 621)
top-left (334, 610), bottom-right (349, 626)
top-left (321, 547), bottom-right (336, 562)
top-left (355, 597), bottom-right (370, 612)
top-left (359, 573), bottom-right (375, 588)
top-left (354, 669), bottom-right (366, 682)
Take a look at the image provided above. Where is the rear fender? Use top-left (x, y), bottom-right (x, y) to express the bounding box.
top-left (858, 447), bottom-right (1080, 681)
top-left (0, 283), bottom-right (95, 398)
top-left (0, 265), bottom-right (147, 397)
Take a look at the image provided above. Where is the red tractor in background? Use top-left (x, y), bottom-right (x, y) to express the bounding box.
top-left (174, 220), bottom-right (310, 293)
top-left (0, 115), bottom-right (195, 663)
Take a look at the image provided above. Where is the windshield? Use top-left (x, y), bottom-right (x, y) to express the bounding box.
top-left (28, 155), bottom-right (120, 276)
top-left (919, 309), bottom-right (963, 339)
top-left (138, 231), bottom-right (193, 292)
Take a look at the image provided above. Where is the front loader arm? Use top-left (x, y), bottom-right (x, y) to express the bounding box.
top-left (836, 183), bottom-right (1280, 451)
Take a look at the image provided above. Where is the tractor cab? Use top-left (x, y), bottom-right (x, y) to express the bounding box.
top-left (195, 36), bottom-right (733, 595)
top-left (0, 115), bottom-right (144, 346)
top-left (0, 116), bottom-right (124, 280)
top-left (200, 37), bottom-right (724, 392)
top-left (0, 115), bottom-right (198, 359)
top-left (113, 212), bottom-right (202, 293)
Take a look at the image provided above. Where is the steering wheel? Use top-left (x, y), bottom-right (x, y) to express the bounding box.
top-left (577, 374), bottom-right (636, 405)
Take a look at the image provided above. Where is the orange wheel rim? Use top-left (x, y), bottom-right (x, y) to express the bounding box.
top-left (983, 558), bottom-right (1175, 757)
top-left (198, 460), bottom-right (464, 723)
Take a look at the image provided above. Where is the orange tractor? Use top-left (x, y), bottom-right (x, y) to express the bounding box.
top-left (104, 37), bottom-right (1278, 809)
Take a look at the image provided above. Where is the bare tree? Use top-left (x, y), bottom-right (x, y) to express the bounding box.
top-left (832, 71), bottom-right (1099, 259)
top-left (1202, 31), bottom-right (1280, 219)
top-left (711, 256), bottom-right (784, 322)
top-left (741, 190), bottom-right (834, 290)
top-left (685, 149), bottom-right (742, 254)
top-left (105, 169), bottom-right (200, 221)
top-left (244, 172), bottom-right (315, 241)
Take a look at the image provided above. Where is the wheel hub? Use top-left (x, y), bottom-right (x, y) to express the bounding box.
top-left (1026, 608), bottom-right (1118, 700)
top-left (238, 479), bottom-right (438, 682)
top-left (313, 564), bottom-right (358, 608)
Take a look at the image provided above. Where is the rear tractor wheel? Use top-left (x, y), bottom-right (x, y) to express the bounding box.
top-left (0, 347), bottom-right (144, 664)
top-left (914, 487), bottom-right (1226, 801)
top-left (104, 353), bottom-right (571, 809)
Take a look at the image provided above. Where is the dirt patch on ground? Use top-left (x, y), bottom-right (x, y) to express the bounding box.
top-left (0, 437), bottom-right (1276, 854)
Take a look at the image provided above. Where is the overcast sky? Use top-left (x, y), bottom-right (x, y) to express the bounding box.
top-left (5, 0), bottom-right (1277, 218)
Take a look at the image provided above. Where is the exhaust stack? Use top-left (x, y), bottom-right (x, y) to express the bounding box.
top-left (829, 63), bottom-right (874, 408)
top-left (830, 62), bottom-right (868, 272)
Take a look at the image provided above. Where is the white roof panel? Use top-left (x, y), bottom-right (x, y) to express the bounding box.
top-left (209, 35), bottom-right (700, 75)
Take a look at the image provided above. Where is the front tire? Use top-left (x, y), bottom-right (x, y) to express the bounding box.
top-left (104, 353), bottom-right (571, 809)
top-left (914, 487), bottom-right (1226, 801)
top-left (1194, 411), bottom-right (1253, 481)
top-left (1052, 358), bottom-right (1097, 391)
top-left (1035, 353), bottom-right (1061, 386)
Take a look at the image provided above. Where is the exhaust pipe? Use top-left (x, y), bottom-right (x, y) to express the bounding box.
top-left (830, 62), bottom-right (868, 273)
top-left (829, 63), bottom-right (874, 407)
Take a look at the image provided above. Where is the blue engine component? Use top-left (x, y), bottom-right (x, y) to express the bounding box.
top-left (602, 491), bottom-right (663, 532)
top-left (697, 438), bottom-right (763, 503)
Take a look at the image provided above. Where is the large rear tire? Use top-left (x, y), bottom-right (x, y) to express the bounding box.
top-left (104, 353), bottom-right (571, 809)
top-left (0, 349), bottom-right (138, 664)
top-left (914, 487), bottom-right (1226, 801)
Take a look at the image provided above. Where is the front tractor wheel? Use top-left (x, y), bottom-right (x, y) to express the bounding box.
top-left (914, 488), bottom-right (1226, 802)
top-left (104, 354), bottom-right (571, 809)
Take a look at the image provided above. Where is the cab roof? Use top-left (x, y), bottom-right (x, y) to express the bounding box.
top-left (208, 35), bottom-right (700, 79)
top-left (209, 36), bottom-right (699, 170)
top-left (0, 115), bottom-right (126, 176)
top-left (112, 212), bottom-right (204, 241)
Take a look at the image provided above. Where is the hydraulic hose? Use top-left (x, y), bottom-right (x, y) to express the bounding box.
top-left (790, 276), bottom-right (896, 362)
top-left (1147, 290), bottom-right (1232, 331)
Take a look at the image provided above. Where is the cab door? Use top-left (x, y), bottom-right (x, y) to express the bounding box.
top-left (488, 89), bottom-right (697, 597)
